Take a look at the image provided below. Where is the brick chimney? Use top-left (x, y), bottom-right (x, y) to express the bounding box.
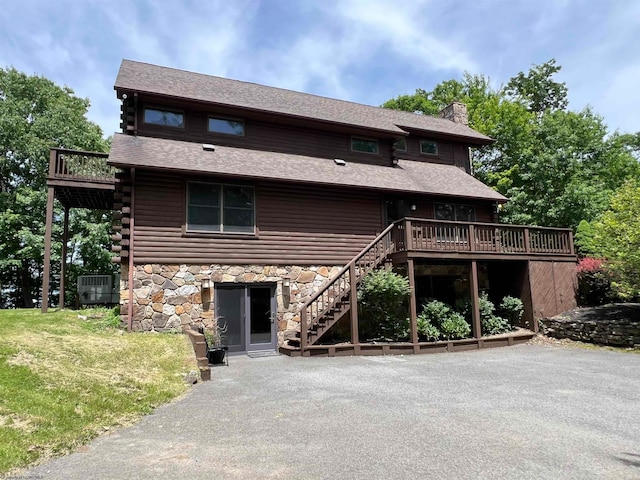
top-left (439, 102), bottom-right (468, 126)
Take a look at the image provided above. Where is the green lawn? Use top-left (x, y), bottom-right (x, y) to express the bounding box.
top-left (0, 308), bottom-right (198, 474)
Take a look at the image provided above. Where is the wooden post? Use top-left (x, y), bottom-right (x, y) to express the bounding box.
top-left (300, 307), bottom-right (307, 350)
top-left (59, 205), bottom-right (69, 308)
top-left (524, 228), bottom-right (531, 253)
top-left (407, 259), bottom-right (419, 351)
top-left (41, 186), bottom-right (55, 313)
top-left (470, 260), bottom-right (481, 339)
top-left (127, 168), bottom-right (135, 332)
top-left (349, 262), bottom-right (359, 353)
top-left (568, 230), bottom-right (575, 255)
top-left (404, 219), bottom-right (412, 251)
top-left (468, 224), bottom-right (475, 252)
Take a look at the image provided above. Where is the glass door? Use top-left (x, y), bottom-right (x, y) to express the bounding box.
top-left (215, 284), bottom-right (277, 353)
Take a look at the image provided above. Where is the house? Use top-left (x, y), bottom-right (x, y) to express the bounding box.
top-left (42, 60), bottom-right (577, 356)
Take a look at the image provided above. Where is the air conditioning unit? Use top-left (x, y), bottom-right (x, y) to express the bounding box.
top-left (78, 275), bottom-right (113, 305)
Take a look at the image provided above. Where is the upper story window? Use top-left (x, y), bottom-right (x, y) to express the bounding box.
top-left (394, 138), bottom-right (407, 152)
top-left (143, 108), bottom-right (184, 128)
top-left (187, 182), bottom-right (255, 234)
top-left (420, 140), bottom-right (438, 155)
top-left (435, 203), bottom-right (475, 222)
top-left (351, 137), bottom-right (379, 154)
top-left (208, 116), bottom-right (245, 136)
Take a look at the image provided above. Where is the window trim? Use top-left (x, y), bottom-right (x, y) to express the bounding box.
top-left (207, 115), bottom-right (246, 137)
top-left (394, 138), bottom-right (407, 152)
top-left (420, 139), bottom-right (439, 156)
top-left (350, 136), bottom-right (380, 155)
top-left (185, 181), bottom-right (256, 235)
top-left (433, 202), bottom-right (476, 222)
top-left (143, 106), bottom-right (185, 129)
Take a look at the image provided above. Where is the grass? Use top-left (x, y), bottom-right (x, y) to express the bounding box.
top-left (0, 308), bottom-right (198, 474)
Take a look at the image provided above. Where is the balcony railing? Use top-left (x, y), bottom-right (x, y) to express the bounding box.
top-left (49, 148), bottom-right (116, 183)
top-left (392, 218), bottom-right (574, 256)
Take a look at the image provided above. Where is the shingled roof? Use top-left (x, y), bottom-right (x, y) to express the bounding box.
top-left (115, 60), bottom-right (493, 145)
top-left (108, 134), bottom-right (505, 201)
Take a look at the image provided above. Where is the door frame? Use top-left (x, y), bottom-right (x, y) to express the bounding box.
top-left (214, 283), bottom-right (278, 353)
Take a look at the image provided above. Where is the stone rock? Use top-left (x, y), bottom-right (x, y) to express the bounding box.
top-left (163, 304), bottom-right (176, 316)
top-left (164, 289), bottom-right (176, 297)
top-left (174, 271), bottom-right (186, 279)
top-left (228, 266), bottom-right (244, 276)
top-left (151, 302), bottom-right (163, 313)
top-left (144, 265), bottom-right (153, 274)
top-left (297, 270), bottom-right (316, 283)
top-left (133, 286), bottom-right (151, 300)
top-left (184, 272), bottom-right (195, 282)
top-left (132, 280), bottom-right (142, 289)
top-left (243, 272), bottom-right (256, 282)
top-left (278, 319), bottom-right (287, 330)
top-left (141, 318), bottom-right (153, 331)
top-left (151, 290), bottom-right (164, 303)
top-left (202, 311), bottom-right (214, 319)
top-left (161, 270), bottom-right (175, 279)
top-left (222, 274), bottom-right (235, 282)
top-left (132, 305), bottom-right (146, 322)
top-left (180, 313), bottom-right (192, 325)
top-left (183, 303), bottom-right (192, 313)
top-left (212, 273), bottom-right (223, 282)
top-left (188, 265), bottom-right (201, 274)
top-left (174, 278), bottom-right (186, 287)
top-left (152, 265), bottom-right (162, 274)
top-left (168, 295), bottom-right (187, 305)
top-left (175, 305), bottom-right (185, 315)
top-left (120, 290), bottom-right (129, 300)
top-left (166, 314), bottom-right (181, 330)
top-left (176, 285), bottom-right (198, 296)
top-left (162, 279), bottom-right (178, 290)
top-left (131, 321), bottom-right (142, 332)
top-left (152, 274), bottom-right (165, 285)
top-left (152, 313), bottom-right (168, 328)
top-left (317, 266), bottom-right (329, 277)
top-left (138, 298), bottom-right (150, 306)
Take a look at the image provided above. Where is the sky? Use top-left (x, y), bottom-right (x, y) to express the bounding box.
top-left (1, 0), bottom-right (638, 137)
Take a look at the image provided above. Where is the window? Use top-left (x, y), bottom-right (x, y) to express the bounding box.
top-left (351, 137), bottom-right (379, 154)
top-left (420, 140), bottom-right (438, 155)
top-left (144, 108), bottom-right (184, 128)
top-left (208, 117), bottom-right (245, 136)
top-left (187, 182), bottom-right (254, 233)
top-left (394, 138), bottom-right (407, 152)
top-left (434, 203), bottom-right (475, 222)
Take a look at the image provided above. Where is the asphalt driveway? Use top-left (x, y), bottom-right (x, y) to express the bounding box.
top-left (27, 344), bottom-right (640, 479)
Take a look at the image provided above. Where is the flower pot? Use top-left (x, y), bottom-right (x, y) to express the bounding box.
top-left (207, 347), bottom-right (226, 365)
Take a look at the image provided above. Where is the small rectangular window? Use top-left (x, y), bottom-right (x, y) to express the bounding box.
top-left (394, 138), bottom-right (407, 152)
top-left (351, 137), bottom-right (379, 154)
top-left (187, 182), bottom-right (254, 234)
top-left (435, 203), bottom-right (475, 222)
top-left (208, 117), bottom-right (245, 136)
top-left (420, 140), bottom-right (438, 155)
top-left (144, 108), bottom-right (184, 128)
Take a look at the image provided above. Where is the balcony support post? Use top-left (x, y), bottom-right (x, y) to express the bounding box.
top-left (41, 186), bottom-right (55, 313)
top-left (470, 260), bottom-right (482, 339)
top-left (59, 205), bottom-right (69, 308)
top-left (407, 259), bottom-right (419, 352)
top-left (349, 262), bottom-right (360, 354)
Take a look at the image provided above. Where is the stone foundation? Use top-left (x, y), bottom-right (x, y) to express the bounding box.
top-left (120, 264), bottom-right (342, 344)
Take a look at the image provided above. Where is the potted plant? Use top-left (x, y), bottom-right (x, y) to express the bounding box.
top-left (203, 321), bottom-right (228, 365)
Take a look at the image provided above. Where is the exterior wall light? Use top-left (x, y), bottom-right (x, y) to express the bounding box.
top-left (201, 277), bottom-right (212, 290)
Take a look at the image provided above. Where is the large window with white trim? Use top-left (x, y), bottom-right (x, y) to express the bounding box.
top-left (187, 182), bottom-right (255, 233)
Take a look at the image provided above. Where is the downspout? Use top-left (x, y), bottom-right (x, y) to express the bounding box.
top-left (127, 167), bottom-right (136, 332)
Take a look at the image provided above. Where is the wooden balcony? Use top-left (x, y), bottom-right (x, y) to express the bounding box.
top-left (47, 148), bottom-right (117, 209)
top-left (390, 218), bottom-right (575, 261)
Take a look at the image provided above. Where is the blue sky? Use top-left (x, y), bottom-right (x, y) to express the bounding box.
top-left (1, 0), bottom-right (638, 137)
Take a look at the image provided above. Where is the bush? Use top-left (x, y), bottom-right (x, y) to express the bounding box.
top-left (499, 296), bottom-right (524, 326)
top-left (417, 300), bottom-right (471, 341)
top-left (576, 257), bottom-right (616, 306)
top-left (479, 293), bottom-right (511, 336)
top-left (358, 269), bottom-right (411, 341)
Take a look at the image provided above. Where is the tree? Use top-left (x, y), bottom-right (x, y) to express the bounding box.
top-left (0, 68), bottom-right (110, 307)
top-left (383, 60), bottom-right (640, 230)
top-left (591, 180), bottom-right (640, 300)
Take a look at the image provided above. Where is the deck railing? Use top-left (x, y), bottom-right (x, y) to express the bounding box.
top-left (49, 148), bottom-right (116, 183)
top-left (398, 218), bottom-right (574, 255)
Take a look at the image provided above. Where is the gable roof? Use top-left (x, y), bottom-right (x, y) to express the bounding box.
top-left (115, 60), bottom-right (493, 145)
top-left (108, 134), bottom-right (506, 202)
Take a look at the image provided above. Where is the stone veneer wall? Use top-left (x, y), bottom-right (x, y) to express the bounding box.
top-left (120, 264), bottom-right (342, 344)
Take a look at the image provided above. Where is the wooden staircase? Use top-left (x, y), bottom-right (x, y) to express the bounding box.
top-left (293, 222), bottom-right (398, 351)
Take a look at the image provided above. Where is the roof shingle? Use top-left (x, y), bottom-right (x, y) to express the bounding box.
top-left (108, 134), bottom-right (506, 202)
top-left (115, 60), bottom-right (493, 144)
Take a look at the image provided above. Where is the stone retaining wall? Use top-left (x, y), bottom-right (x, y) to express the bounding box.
top-left (540, 304), bottom-right (640, 347)
top-left (120, 263), bottom-right (342, 344)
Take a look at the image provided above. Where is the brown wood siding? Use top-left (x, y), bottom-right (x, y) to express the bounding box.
top-left (133, 171), bottom-right (383, 265)
top-left (529, 261), bottom-right (577, 318)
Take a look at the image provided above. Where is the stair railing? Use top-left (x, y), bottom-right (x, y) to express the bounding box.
top-left (299, 221), bottom-right (398, 348)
